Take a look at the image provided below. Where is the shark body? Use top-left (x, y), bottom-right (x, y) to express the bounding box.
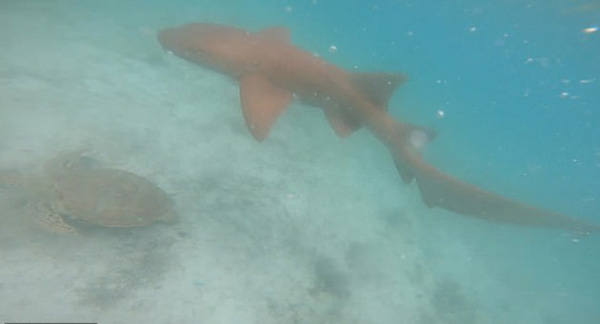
top-left (158, 23), bottom-right (599, 233)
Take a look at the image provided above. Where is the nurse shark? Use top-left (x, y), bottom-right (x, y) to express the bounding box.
top-left (157, 23), bottom-right (599, 233)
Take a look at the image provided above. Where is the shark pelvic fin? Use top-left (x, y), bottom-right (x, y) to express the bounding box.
top-left (240, 74), bottom-right (293, 141)
top-left (349, 72), bottom-right (408, 108)
top-left (324, 107), bottom-right (361, 138)
top-left (257, 27), bottom-right (291, 44)
top-left (324, 72), bottom-right (412, 138)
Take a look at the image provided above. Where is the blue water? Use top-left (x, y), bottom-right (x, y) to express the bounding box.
top-left (1, 0), bottom-right (599, 323)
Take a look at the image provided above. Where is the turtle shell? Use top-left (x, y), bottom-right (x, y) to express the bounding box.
top-left (50, 167), bottom-right (177, 227)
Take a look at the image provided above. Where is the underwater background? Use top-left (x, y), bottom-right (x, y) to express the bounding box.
top-left (0, 0), bottom-right (598, 323)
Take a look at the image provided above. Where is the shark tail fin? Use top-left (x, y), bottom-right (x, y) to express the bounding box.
top-left (389, 124), bottom-right (600, 233)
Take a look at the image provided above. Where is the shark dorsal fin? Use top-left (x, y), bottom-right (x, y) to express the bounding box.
top-left (240, 74), bottom-right (293, 141)
top-left (349, 73), bottom-right (408, 108)
top-left (257, 27), bottom-right (291, 44)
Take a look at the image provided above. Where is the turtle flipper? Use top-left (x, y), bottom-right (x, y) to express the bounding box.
top-left (27, 201), bottom-right (78, 235)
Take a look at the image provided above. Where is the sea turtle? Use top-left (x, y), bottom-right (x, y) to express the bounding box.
top-left (0, 151), bottom-right (178, 234)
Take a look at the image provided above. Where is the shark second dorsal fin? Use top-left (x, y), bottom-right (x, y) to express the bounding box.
top-left (257, 27), bottom-right (291, 44)
top-left (349, 73), bottom-right (408, 108)
top-left (240, 74), bottom-right (293, 141)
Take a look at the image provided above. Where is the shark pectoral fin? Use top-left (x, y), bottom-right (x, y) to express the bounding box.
top-left (349, 72), bottom-right (408, 108)
top-left (402, 152), bottom-right (600, 232)
top-left (324, 107), bottom-right (361, 138)
top-left (257, 27), bottom-right (291, 44)
top-left (240, 74), bottom-right (293, 141)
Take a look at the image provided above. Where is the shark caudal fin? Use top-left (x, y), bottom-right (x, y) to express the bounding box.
top-left (391, 137), bottom-right (600, 233)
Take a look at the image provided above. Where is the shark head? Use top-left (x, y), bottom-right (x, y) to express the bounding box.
top-left (158, 23), bottom-right (257, 77)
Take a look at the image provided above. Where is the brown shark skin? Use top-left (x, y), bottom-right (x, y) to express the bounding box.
top-left (158, 23), bottom-right (599, 233)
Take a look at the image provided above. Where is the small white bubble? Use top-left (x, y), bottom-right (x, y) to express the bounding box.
top-left (559, 92), bottom-right (569, 98)
top-left (285, 6), bottom-right (293, 13)
top-left (469, 26), bottom-right (477, 32)
top-left (436, 110), bottom-right (445, 118)
top-left (582, 26), bottom-right (598, 34)
top-left (328, 45), bottom-right (338, 54)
